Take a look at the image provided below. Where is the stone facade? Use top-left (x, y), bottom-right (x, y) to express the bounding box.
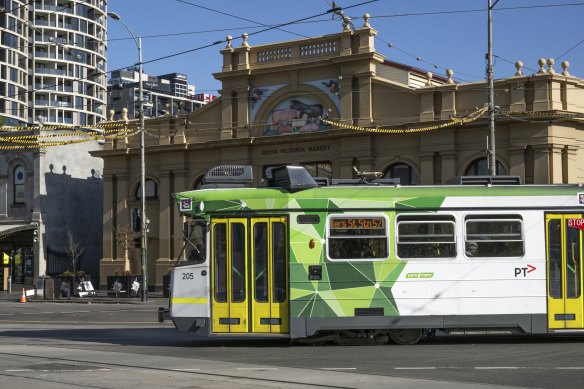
top-left (93, 19), bottom-right (584, 290)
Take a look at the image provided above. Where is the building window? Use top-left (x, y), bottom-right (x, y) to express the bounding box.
top-left (385, 163), bottom-right (417, 185)
top-left (130, 208), bottom-right (140, 232)
top-left (13, 165), bottom-right (26, 204)
top-left (302, 161), bottom-right (332, 178)
top-left (464, 215), bottom-right (524, 257)
top-left (396, 215), bottom-right (456, 259)
top-left (327, 215), bottom-right (389, 261)
top-left (135, 179), bottom-right (158, 200)
top-left (465, 158), bottom-right (506, 175)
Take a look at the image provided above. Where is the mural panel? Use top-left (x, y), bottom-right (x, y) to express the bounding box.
top-left (264, 97), bottom-right (331, 136)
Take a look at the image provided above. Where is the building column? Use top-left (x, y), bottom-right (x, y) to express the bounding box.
top-left (565, 145), bottom-right (579, 184)
top-left (155, 172), bottom-right (172, 289)
top-left (419, 92), bottom-right (434, 122)
top-left (100, 173), bottom-right (130, 288)
top-left (442, 152), bottom-right (458, 182)
top-left (33, 149), bottom-right (46, 279)
top-left (532, 78), bottom-right (551, 111)
top-left (508, 146), bottom-right (526, 183)
top-left (419, 153), bottom-right (433, 185)
top-left (0, 172), bottom-right (7, 219)
top-left (356, 72), bottom-right (373, 126)
top-left (440, 90), bottom-right (456, 120)
top-left (102, 174), bottom-right (114, 261)
top-left (220, 89), bottom-right (233, 139)
top-left (339, 75), bottom-right (353, 125)
top-left (533, 145), bottom-right (551, 184)
top-left (173, 171), bottom-right (187, 262)
top-left (235, 86), bottom-right (250, 138)
top-left (549, 144), bottom-right (565, 184)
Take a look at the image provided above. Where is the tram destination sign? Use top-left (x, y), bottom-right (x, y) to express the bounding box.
top-left (568, 218), bottom-right (584, 231)
top-left (331, 217), bottom-right (385, 230)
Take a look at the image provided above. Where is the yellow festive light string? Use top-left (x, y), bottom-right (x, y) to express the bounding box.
top-left (320, 106), bottom-right (488, 134)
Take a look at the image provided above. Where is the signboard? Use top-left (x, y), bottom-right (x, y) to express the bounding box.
top-left (179, 198), bottom-right (192, 212)
top-left (2, 253), bottom-right (9, 265)
top-left (568, 218), bottom-right (584, 231)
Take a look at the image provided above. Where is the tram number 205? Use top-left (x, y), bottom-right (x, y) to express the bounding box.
top-left (181, 272), bottom-right (194, 280)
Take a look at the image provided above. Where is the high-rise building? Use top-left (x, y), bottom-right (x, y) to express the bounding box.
top-left (0, 1), bottom-right (108, 288)
top-left (108, 69), bottom-right (205, 119)
top-left (1, 0), bottom-right (108, 126)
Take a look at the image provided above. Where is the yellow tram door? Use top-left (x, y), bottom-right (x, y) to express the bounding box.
top-left (250, 217), bottom-right (289, 334)
top-left (211, 218), bottom-right (248, 333)
top-left (546, 214), bottom-right (584, 329)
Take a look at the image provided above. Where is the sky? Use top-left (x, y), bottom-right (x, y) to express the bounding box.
top-left (106, 0), bottom-right (584, 95)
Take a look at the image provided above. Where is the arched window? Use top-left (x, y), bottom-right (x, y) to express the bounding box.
top-left (385, 163), bottom-right (417, 185)
top-left (14, 165), bottom-right (26, 204)
top-left (465, 158), bottom-right (506, 176)
top-left (135, 179), bottom-right (158, 200)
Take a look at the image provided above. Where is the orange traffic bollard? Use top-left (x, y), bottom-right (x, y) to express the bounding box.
top-left (19, 288), bottom-right (27, 303)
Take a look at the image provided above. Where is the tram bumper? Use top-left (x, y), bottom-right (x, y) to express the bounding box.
top-left (171, 316), bottom-right (209, 333)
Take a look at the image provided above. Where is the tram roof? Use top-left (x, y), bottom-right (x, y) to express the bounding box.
top-left (174, 183), bottom-right (584, 215)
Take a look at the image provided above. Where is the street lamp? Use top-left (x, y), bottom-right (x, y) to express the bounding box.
top-left (108, 11), bottom-right (148, 301)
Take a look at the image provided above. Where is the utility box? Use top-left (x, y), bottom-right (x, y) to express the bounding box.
top-left (35, 277), bottom-right (55, 300)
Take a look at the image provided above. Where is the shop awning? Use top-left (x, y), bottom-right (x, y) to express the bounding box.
top-left (0, 224), bottom-right (36, 239)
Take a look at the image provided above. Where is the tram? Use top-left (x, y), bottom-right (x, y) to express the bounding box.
top-left (168, 164), bottom-right (584, 344)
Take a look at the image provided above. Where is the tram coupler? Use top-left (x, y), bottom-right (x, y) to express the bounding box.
top-left (158, 307), bottom-right (170, 323)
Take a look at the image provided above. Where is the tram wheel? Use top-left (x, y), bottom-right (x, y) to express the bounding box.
top-left (389, 329), bottom-right (424, 345)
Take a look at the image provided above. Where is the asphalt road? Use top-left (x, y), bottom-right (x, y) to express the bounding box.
top-left (0, 300), bottom-right (583, 388)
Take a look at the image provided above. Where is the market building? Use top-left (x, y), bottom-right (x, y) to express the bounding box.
top-left (94, 16), bottom-right (584, 291)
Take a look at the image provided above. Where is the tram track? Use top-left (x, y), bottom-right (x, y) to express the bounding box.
top-left (0, 350), bottom-right (363, 389)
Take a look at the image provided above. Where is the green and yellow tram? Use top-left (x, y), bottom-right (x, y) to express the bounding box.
top-left (168, 165), bottom-right (584, 344)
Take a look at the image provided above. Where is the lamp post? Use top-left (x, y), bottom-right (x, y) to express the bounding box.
top-left (108, 12), bottom-right (148, 301)
top-left (486, 0), bottom-right (499, 176)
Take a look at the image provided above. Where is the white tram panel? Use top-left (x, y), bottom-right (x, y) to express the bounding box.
top-left (170, 263), bottom-right (210, 318)
top-left (392, 261), bottom-right (545, 316)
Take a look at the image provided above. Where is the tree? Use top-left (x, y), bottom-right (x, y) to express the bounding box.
top-left (65, 231), bottom-right (84, 275)
top-left (114, 225), bottom-right (134, 273)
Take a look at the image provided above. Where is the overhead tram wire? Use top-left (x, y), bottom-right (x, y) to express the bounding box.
top-left (364, 2), bottom-right (584, 19)
top-left (107, 19), bottom-right (334, 43)
top-left (556, 38), bottom-right (584, 61)
top-left (140, 0), bottom-right (379, 66)
top-left (175, 0), bottom-right (311, 39)
top-left (3, 2), bottom-right (374, 101)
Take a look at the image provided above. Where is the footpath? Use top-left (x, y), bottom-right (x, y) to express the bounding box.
top-left (0, 285), bottom-right (169, 306)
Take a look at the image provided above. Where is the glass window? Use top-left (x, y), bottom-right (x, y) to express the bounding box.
top-left (327, 215), bottom-right (388, 260)
top-left (185, 220), bottom-right (207, 264)
top-left (465, 215), bottom-right (524, 257)
top-left (565, 219), bottom-right (581, 299)
top-left (548, 219), bottom-right (562, 298)
top-left (231, 223), bottom-right (246, 303)
top-left (135, 179), bottom-right (158, 200)
top-left (253, 222), bottom-right (269, 303)
top-left (465, 158), bottom-right (507, 175)
top-left (272, 222), bottom-right (287, 302)
top-left (385, 163), bottom-right (417, 185)
top-left (14, 165), bottom-right (25, 204)
top-left (397, 215), bottom-right (456, 258)
top-left (213, 223), bottom-right (227, 303)
top-left (302, 161), bottom-right (332, 179)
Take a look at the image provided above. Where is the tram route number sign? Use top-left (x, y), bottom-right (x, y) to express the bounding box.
top-left (568, 218), bottom-right (584, 231)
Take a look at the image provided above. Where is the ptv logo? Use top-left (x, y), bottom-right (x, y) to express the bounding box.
top-left (515, 264), bottom-right (536, 277)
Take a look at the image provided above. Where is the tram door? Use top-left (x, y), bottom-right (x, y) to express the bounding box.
top-left (211, 217), bottom-right (289, 334)
top-left (546, 214), bottom-right (584, 329)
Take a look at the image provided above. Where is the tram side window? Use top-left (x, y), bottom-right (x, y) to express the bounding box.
top-left (185, 220), bottom-right (207, 263)
top-left (327, 216), bottom-right (388, 260)
top-left (464, 215), bottom-right (524, 257)
top-left (396, 215), bottom-right (456, 259)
